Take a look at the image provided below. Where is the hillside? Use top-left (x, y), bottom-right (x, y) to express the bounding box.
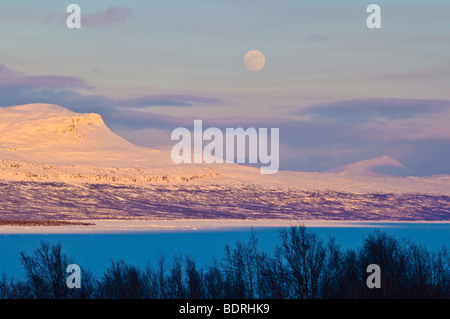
top-left (0, 103), bottom-right (449, 221)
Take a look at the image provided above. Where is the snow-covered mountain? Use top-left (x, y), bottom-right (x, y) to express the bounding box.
top-left (1, 103), bottom-right (449, 221)
top-left (326, 156), bottom-right (412, 177)
top-left (0, 103), bottom-right (220, 183)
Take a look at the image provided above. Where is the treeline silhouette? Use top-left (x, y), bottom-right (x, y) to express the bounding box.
top-left (0, 226), bottom-right (448, 299)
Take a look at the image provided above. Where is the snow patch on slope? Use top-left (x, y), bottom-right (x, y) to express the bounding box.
top-left (326, 156), bottom-right (411, 177)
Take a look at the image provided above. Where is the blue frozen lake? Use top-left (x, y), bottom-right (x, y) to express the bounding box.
top-left (0, 223), bottom-right (448, 278)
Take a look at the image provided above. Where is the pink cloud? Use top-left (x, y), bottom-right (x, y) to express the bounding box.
top-left (84, 7), bottom-right (133, 28)
top-left (0, 64), bottom-right (91, 89)
top-left (303, 33), bottom-right (330, 43)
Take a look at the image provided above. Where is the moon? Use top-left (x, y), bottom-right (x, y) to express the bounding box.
top-left (244, 50), bottom-right (265, 71)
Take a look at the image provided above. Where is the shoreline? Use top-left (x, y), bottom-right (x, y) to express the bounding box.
top-left (0, 219), bottom-right (449, 234)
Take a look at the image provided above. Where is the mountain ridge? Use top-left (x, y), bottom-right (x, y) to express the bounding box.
top-left (0, 103), bottom-right (449, 197)
top-left (326, 156), bottom-right (412, 177)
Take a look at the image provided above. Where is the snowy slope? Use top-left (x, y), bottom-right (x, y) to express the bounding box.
top-left (0, 103), bottom-right (172, 167)
top-left (326, 156), bottom-right (411, 177)
top-left (0, 103), bottom-right (220, 183)
top-left (0, 103), bottom-right (449, 197)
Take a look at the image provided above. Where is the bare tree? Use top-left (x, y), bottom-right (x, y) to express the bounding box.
top-left (358, 230), bottom-right (409, 298)
top-left (142, 263), bottom-right (159, 299)
top-left (203, 259), bottom-right (224, 299)
top-left (167, 254), bottom-right (185, 299)
top-left (321, 237), bottom-right (345, 298)
top-left (279, 225), bottom-right (326, 299)
top-left (155, 252), bottom-right (167, 299)
top-left (99, 259), bottom-right (148, 299)
top-left (405, 241), bottom-right (432, 298)
top-left (259, 248), bottom-right (291, 299)
top-left (185, 255), bottom-right (202, 299)
top-left (339, 249), bottom-right (364, 298)
top-left (0, 273), bottom-right (14, 299)
top-left (430, 245), bottom-right (450, 298)
top-left (222, 244), bottom-right (245, 298)
top-left (20, 242), bottom-right (74, 299)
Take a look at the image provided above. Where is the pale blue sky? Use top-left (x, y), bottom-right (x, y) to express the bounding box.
top-left (1, 1), bottom-right (449, 175)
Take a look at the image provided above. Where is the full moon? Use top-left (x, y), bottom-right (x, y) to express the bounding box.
top-left (244, 50), bottom-right (265, 71)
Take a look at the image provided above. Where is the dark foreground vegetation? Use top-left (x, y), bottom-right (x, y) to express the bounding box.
top-left (0, 226), bottom-right (448, 299)
top-left (0, 219), bottom-right (95, 226)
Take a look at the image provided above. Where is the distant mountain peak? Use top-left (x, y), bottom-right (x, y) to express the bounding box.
top-left (326, 156), bottom-right (412, 177)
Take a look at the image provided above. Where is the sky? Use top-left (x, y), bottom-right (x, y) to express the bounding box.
top-left (0, 0), bottom-right (449, 176)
